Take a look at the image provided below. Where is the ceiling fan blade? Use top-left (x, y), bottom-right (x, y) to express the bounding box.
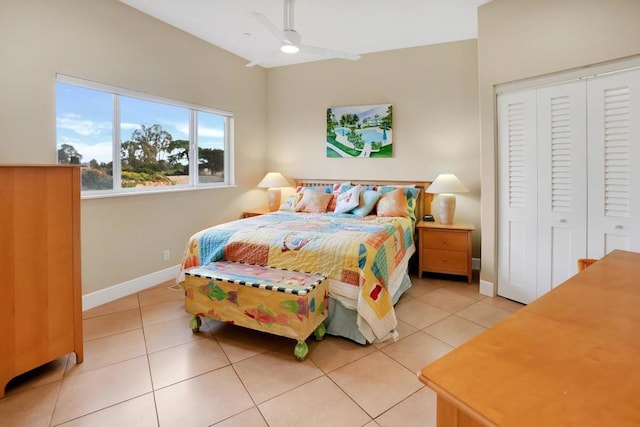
top-left (299, 44), bottom-right (361, 61)
top-left (252, 12), bottom-right (285, 44)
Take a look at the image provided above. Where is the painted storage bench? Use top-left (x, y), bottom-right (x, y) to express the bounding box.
top-left (184, 261), bottom-right (328, 360)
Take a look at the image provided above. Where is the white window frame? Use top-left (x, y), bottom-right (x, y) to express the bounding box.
top-left (56, 74), bottom-right (235, 199)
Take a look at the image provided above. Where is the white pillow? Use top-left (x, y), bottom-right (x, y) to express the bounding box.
top-left (334, 185), bottom-right (362, 214)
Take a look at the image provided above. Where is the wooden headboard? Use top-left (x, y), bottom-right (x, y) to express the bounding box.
top-left (295, 179), bottom-right (433, 222)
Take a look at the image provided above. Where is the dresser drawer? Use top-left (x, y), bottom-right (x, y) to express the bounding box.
top-left (422, 230), bottom-right (468, 251)
top-left (423, 249), bottom-right (468, 274)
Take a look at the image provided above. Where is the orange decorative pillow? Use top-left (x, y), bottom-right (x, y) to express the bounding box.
top-left (376, 188), bottom-right (410, 217)
top-left (295, 189), bottom-right (333, 213)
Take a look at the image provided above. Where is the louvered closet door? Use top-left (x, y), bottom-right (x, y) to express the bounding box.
top-left (497, 90), bottom-right (539, 303)
top-left (536, 81), bottom-right (587, 296)
top-left (587, 69), bottom-right (640, 258)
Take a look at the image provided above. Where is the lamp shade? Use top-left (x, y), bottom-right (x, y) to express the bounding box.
top-left (426, 174), bottom-right (469, 194)
top-left (258, 172), bottom-right (290, 188)
top-left (258, 172), bottom-right (290, 212)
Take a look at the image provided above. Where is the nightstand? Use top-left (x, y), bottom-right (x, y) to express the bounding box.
top-left (242, 208), bottom-right (272, 218)
top-left (417, 221), bottom-right (475, 283)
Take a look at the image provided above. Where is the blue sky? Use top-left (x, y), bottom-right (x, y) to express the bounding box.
top-left (56, 83), bottom-right (225, 164)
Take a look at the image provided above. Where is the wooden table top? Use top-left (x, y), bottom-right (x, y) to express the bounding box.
top-left (418, 250), bottom-right (640, 427)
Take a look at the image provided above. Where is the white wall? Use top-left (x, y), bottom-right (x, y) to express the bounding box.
top-left (266, 40), bottom-right (481, 255)
top-left (478, 0), bottom-right (640, 291)
top-left (0, 0), bottom-right (268, 294)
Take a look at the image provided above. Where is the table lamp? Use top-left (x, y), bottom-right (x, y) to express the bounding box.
top-left (258, 172), bottom-right (290, 212)
top-left (426, 173), bottom-right (469, 225)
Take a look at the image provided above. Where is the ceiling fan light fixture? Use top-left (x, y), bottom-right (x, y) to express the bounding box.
top-left (281, 43), bottom-right (299, 54)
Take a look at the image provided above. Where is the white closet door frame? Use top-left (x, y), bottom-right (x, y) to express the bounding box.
top-left (587, 68), bottom-right (640, 258)
top-left (536, 81), bottom-right (588, 297)
top-left (497, 90), bottom-right (538, 304)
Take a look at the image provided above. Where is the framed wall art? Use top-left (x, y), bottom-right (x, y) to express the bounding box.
top-left (326, 104), bottom-right (392, 158)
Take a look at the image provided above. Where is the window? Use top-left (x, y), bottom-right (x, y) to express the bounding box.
top-left (56, 75), bottom-right (233, 196)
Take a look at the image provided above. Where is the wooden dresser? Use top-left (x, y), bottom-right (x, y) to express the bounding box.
top-left (419, 250), bottom-right (640, 426)
top-left (0, 165), bottom-right (83, 397)
top-left (417, 221), bottom-right (474, 283)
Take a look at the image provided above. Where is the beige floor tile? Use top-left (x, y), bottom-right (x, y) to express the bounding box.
top-left (404, 276), bottom-right (444, 298)
top-left (375, 387), bottom-right (437, 427)
top-left (154, 366), bottom-right (254, 427)
top-left (417, 288), bottom-right (477, 313)
top-left (479, 296), bottom-right (524, 313)
top-left (443, 281), bottom-right (486, 301)
top-left (233, 350), bottom-right (323, 404)
top-left (423, 315), bottom-right (486, 348)
top-left (51, 356), bottom-right (152, 425)
top-left (211, 407), bottom-right (268, 427)
top-left (456, 301), bottom-right (514, 328)
top-left (82, 308), bottom-right (142, 341)
top-left (57, 393), bottom-right (158, 427)
top-left (364, 421), bottom-right (381, 427)
top-left (143, 316), bottom-right (203, 353)
top-left (308, 335), bottom-right (377, 373)
top-left (148, 338), bottom-right (230, 390)
top-left (394, 298), bottom-right (450, 329)
top-left (4, 354), bottom-right (69, 396)
top-left (64, 329), bottom-right (146, 377)
top-left (137, 283), bottom-right (184, 307)
top-left (82, 294), bottom-right (139, 319)
top-left (140, 299), bottom-right (189, 328)
top-left (328, 351), bottom-right (423, 418)
top-left (373, 319), bottom-right (419, 349)
top-left (213, 325), bottom-right (280, 363)
top-left (0, 381), bottom-right (60, 427)
top-left (259, 376), bottom-right (371, 427)
top-left (381, 331), bottom-right (454, 373)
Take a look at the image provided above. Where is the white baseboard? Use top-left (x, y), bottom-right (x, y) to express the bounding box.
top-left (472, 257), bottom-right (480, 271)
top-left (479, 279), bottom-right (495, 297)
top-left (83, 265), bottom-right (181, 311)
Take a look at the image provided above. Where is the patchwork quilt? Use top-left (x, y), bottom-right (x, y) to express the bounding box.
top-left (178, 211), bottom-right (415, 342)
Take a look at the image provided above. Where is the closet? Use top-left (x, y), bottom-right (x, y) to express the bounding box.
top-left (497, 67), bottom-right (640, 304)
top-left (0, 165), bottom-right (83, 397)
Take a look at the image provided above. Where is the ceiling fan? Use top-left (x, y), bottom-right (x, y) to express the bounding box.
top-left (246, 0), bottom-right (361, 67)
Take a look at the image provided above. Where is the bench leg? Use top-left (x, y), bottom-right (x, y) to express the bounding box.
top-left (294, 341), bottom-right (309, 361)
top-left (189, 315), bottom-right (202, 333)
top-left (313, 322), bottom-right (326, 341)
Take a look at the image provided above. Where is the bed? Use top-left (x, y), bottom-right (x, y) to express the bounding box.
top-left (178, 179), bottom-right (433, 344)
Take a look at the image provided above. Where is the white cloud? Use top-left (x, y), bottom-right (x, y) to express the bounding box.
top-left (198, 125), bottom-right (225, 138)
top-left (121, 122), bottom-right (140, 130)
top-left (57, 114), bottom-right (110, 136)
top-left (58, 136), bottom-right (112, 164)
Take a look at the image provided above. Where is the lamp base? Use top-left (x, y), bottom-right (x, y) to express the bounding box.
top-left (437, 193), bottom-right (456, 225)
top-left (267, 188), bottom-right (281, 212)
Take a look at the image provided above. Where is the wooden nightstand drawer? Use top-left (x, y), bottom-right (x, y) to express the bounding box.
top-left (417, 221), bottom-right (475, 283)
top-left (422, 230), bottom-right (468, 251)
top-left (423, 249), bottom-right (468, 274)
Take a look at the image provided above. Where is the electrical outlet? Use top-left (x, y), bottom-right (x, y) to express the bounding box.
top-left (163, 250), bottom-right (170, 261)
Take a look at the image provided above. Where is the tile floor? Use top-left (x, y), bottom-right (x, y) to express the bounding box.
top-left (0, 274), bottom-right (523, 427)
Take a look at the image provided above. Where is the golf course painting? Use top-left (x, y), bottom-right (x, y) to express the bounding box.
top-left (326, 104), bottom-right (392, 158)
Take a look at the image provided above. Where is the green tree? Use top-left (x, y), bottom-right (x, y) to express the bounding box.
top-left (58, 143), bottom-right (83, 164)
top-left (168, 139), bottom-right (189, 165)
top-left (381, 105), bottom-right (392, 130)
top-left (326, 108), bottom-right (337, 137)
top-left (199, 147), bottom-right (224, 173)
top-left (128, 124), bottom-right (173, 163)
